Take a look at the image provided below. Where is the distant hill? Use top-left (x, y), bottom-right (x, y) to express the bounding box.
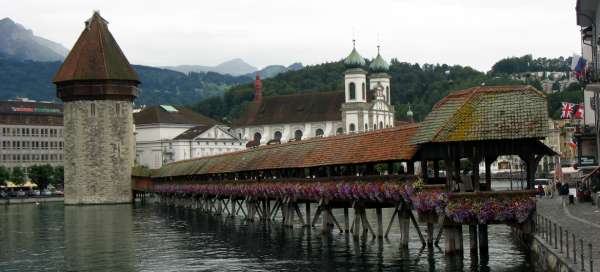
top-left (165, 59), bottom-right (303, 79)
top-left (164, 58), bottom-right (257, 76)
top-left (243, 62), bottom-right (304, 78)
top-left (0, 18), bottom-right (68, 62)
top-left (0, 59), bottom-right (252, 105)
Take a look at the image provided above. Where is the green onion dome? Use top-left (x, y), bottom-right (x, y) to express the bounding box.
top-left (344, 47), bottom-right (366, 68)
top-left (369, 52), bottom-right (389, 73)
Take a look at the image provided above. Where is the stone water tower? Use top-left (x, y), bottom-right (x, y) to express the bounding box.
top-left (53, 11), bottom-right (139, 204)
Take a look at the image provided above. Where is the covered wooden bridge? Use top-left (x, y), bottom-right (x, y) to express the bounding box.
top-left (133, 85), bottom-right (554, 257)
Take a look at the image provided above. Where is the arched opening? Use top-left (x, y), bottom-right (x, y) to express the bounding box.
top-left (379, 121), bottom-right (384, 129)
top-left (349, 83), bottom-right (356, 100)
top-left (362, 83), bottom-right (366, 100)
top-left (349, 124), bottom-right (356, 132)
top-left (273, 131), bottom-right (282, 141)
top-left (253, 132), bottom-right (262, 142)
top-left (315, 128), bottom-right (324, 137)
top-left (336, 127), bottom-right (343, 135)
top-left (294, 130), bottom-right (303, 141)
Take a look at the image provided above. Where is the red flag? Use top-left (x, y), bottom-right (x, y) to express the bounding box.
top-left (561, 102), bottom-right (573, 119)
top-left (574, 103), bottom-right (584, 119)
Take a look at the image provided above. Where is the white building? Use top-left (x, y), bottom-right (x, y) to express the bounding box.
top-left (0, 99), bottom-right (64, 171)
top-left (233, 44), bottom-right (396, 146)
top-left (134, 105), bottom-right (244, 169)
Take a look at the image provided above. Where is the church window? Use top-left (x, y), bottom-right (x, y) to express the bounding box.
top-left (379, 121), bottom-right (384, 130)
top-left (374, 124), bottom-right (377, 130)
top-left (336, 127), bottom-right (343, 135)
top-left (315, 129), bottom-right (324, 137)
top-left (274, 131), bottom-right (282, 141)
top-left (90, 103), bottom-right (95, 117)
top-left (362, 83), bottom-right (366, 100)
top-left (365, 124), bottom-right (368, 130)
top-left (115, 103), bottom-right (120, 116)
top-left (349, 124), bottom-right (356, 132)
top-left (253, 132), bottom-right (262, 142)
top-left (294, 130), bottom-right (303, 141)
top-left (349, 83), bottom-right (356, 100)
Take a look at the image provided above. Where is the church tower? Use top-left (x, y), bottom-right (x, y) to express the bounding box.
top-left (53, 12), bottom-right (139, 204)
top-left (341, 40), bottom-right (369, 133)
top-left (369, 46), bottom-right (391, 104)
top-left (368, 45), bottom-right (395, 129)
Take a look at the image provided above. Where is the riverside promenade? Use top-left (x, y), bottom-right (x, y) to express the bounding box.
top-left (535, 196), bottom-right (600, 271)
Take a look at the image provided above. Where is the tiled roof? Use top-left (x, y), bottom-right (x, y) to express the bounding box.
top-left (411, 85), bottom-right (548, 144)
top-left (0, 101), bottom-right (63, 126)
top-left (53, 12), bottom-right (139, 83)
top-left (232, 91), bottom-right (344, 126)
top-left (173, 125), bottom-right (211, 140)
top-left (154, 124), bottom-right (419, 177)
top-left (134, 105), bottom-right (220, 126)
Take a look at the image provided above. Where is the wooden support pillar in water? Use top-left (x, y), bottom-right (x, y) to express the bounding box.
top-left (286, 200), bottom-right (295, 228)
top-left (427, 223), bottom-right (434, 247)
top-left (321, 206), bottom-right (330, 233)
top-left (230, 197), bottom-right (236, 217)
top-left (305, 202), bottom-right (311, 227)
top-left (469, 225), bottom-right (478, 258)
top-left (398, 207), bottom-right (410, 249)
top-left (353, 206), bottom-right (362, 240)
top-left (217, 197), bottom-right (222, 215)
top-left (444, 225), bottom-right (464, 255)
top-left (478, 224), bottom-right (489, 258)
top-left (376, 207), bottom-right (383, 237)
top-left (344, 207), bottom-right (350, 233)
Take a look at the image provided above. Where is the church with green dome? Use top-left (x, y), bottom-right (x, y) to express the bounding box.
top-left (232, 41), bottom-right (397, 146)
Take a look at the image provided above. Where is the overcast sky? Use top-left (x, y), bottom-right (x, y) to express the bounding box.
top-left (4, 0), bottom-right (581, 71)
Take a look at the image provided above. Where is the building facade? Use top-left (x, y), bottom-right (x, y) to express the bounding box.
top-left (0, 99), bottom-right (64, 171)
top-left (54, 12), bottom-right (138, 204)
top-left (134, 105), bottom-right (244, 169)
top-left (233, 44), bottom-right (395, 145)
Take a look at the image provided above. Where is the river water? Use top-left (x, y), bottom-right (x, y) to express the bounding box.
top-left (0, 202), bottom-right (533, 271)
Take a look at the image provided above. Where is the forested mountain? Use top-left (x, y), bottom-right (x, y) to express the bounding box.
top-left (0, 55), bottom-right (580, 121)
top-left (0, 59), bottom-right (252, 105)
top-left (192, 56), bottom-right (582, 123)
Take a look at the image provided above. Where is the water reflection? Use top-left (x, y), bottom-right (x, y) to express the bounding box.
top-left (64, 205), bottom-right (134, 271)
top-left (0, 202), bottom-right (533, 271)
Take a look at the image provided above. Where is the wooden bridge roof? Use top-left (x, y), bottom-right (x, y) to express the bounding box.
top-left (411, 85), bottom-right (548, 144)
top-left (153, 124), bottom-right (419, 177)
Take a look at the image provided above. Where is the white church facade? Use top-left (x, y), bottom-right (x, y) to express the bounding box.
top-left (134, 105), bottom-right (244, 169)
top-left (233, 44), bottom-right (396, 146)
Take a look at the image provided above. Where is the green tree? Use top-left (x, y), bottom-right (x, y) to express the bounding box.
top-left (11, 167), bottom-right (26, 185)
top-left (52, 166), bottom-right (64, 188)
top-left (28, 164), bottom-right (55, 190)
top-left (0, 166), bottom-right (10, 186)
